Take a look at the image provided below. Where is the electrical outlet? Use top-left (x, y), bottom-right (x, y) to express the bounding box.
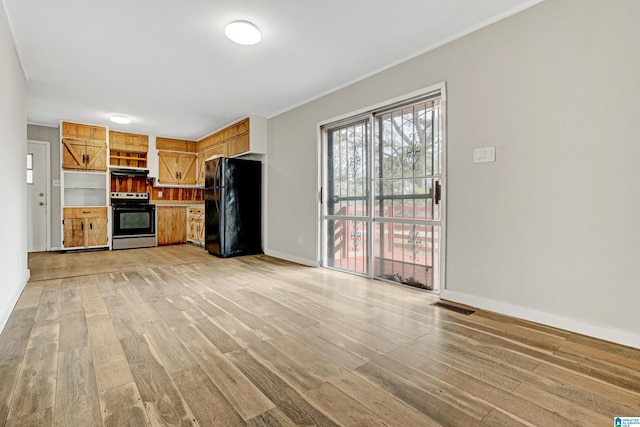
top-left (53, 180), bottom-right (60, 187)
top-left (158, 190), bottom-right (163, 197)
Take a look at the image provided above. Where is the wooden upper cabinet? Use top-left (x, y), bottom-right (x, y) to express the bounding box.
top-left (197, 152), bottom-right (205, 187)
top-left (158, 151), bottom-right (180, 184)
top-left (197, 145), bottom-right (227, 186)
top-left (84, 140), bottom-right (108, 171)
top-left (61, 122), bottom-right (107, 171)
top-left (62, 122), bottom-right (106, 141)
top-left (109, 131), bottom-right (148, 168)
top-left (158, 151), bottom-right (196, 185)
top-left (62, 139), bottom-right (107, 171)
top-left (156, 137), bottom-right (196, 153)
top-left (109, 131), bottom-right (148, 152)
top-left (227, 133), bottom-right (250, 157)
top-left (196, 117), bottom-right (264, 163)
top-left (62, 139), bottom-right (86, 170)
top-left (178, 153), bottom-right (196, 185)
top-left (236, 119), bottom-right (249, 134)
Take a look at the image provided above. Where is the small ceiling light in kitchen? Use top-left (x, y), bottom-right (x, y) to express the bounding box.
top-left (225, 20), bottom-right (261, 45)
top-left (110, 115), bottom-right (131, 124)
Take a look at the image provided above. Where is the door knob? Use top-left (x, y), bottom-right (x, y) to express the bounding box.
top-left (39, 193), bottom-right (45, 197)
top-left (39, 202), bottom-right (45, 206)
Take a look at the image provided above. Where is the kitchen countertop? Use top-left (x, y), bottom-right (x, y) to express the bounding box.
top-left (151, 200), bottom-right (204, 207)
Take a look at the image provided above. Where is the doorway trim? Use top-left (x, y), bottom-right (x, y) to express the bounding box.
top-left (317, 82), bottom-right (447, 292)
top-left (27, 140), bottom-right (51, 252)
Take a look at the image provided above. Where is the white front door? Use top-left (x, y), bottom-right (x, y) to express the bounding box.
top-left (27, 141), bottom-right (49, 252)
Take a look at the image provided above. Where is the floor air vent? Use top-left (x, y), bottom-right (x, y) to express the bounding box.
top-left (431, 302), bottom-right (475, 315)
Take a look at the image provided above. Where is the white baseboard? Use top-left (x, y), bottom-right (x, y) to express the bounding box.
top-left (263, 249), bottom-right (319, 267)
top-left (0, 268), bottom-right (30, 335)
top-left (440, 289), bottom-right (640, 350)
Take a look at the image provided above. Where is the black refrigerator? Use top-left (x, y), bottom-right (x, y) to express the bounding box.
top-left (205, 157), bottom-right (262, 257)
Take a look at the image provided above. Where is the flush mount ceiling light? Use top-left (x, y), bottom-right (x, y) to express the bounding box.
top-left (110, 115), bottom-right (131, 124)
top-left (225, 20), bottom-right (261, 45)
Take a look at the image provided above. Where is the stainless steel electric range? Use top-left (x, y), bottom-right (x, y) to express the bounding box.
top-left (111, 192), bottom-right (156, 250)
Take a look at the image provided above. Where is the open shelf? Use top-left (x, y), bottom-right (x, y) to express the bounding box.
top-left (110, 150), bottom-right (148, 169)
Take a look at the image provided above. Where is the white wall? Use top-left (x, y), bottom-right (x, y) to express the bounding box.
top-left (266, 0), bottom-right (640, 348)
top-left (0, 4), bottom-right (28, 332)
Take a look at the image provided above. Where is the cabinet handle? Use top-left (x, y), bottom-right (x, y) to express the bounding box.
top-left (81, 222), bottom-right (84, 231)
top-left (86, 154), bottom-right (90, 163)
top-left (82, 211), bottom-right (91, 214)
top-left (82, 154), bottom-right (86, 163)
top-left (90, 222), bottom-right (93, 230)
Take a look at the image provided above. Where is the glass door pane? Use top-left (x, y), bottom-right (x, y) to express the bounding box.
top-left (373, 98), bottom-right (442, 291)
top-left (323, 119), bottom-right (370, 275)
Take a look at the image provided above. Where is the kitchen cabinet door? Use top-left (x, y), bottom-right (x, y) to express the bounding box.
top-left (63, 122), bottom-right (106, 141)
top-left (62, 139), bottom-right (107, 171)
top-left (158, 151), bottom-right (180, 185)
top-left (86, 217), bottom-right (108, 246)
top-left (84, 140), bottom-right (107, 171)
top-left (63, 218), bottom-right (85, 248)
top-left (227, 133), bottom-right (250, 157)
top-left (187, 207), bottom-right (204, 246)
top-left (178, 153), bottom-right (196, 185)
top-left (197, 152), bottom-right (205, 187)
top-left (62, 139), bottom-right (87, 170)
top-left (158, 151), bottom-right (197, 186)
top-left (157, 206), bottom-right (187, 245)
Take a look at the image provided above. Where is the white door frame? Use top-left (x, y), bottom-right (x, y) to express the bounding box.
top-left (27, 140), bottom-right (51, 251)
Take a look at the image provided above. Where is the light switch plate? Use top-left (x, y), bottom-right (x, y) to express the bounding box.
top-left (53, 179), bottom-right (60, 187)
top-left (473, 146), bottom-right (496, 163)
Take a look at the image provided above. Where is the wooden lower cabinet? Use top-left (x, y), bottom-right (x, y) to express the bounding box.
top-left (187, 207), bottom-right (204, 246)
top-left (157, 206), bottom-right (187, 246)
top-left (63, 207), bottom-right (108, 248)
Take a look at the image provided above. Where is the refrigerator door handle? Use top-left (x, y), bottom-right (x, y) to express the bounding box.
top-left (214, 191), bottom-right (220, 219)
top-left (214, 158), bottom-right (222, 188)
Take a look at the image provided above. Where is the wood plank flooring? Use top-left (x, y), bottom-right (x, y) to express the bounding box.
top-left (1, 244), bottom-right (638, 426)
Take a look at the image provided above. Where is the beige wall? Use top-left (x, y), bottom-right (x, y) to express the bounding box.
top-left (266, 0), bottom-right (640, 347)
top-left (0, 5), bottom-right (28, 331)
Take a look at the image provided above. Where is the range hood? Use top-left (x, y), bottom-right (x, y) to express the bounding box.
top-left (110, 168), bottom-right (150, 178)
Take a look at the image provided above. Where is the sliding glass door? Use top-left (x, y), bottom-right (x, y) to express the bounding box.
top-left (322, 86), bottom-right (445, 291)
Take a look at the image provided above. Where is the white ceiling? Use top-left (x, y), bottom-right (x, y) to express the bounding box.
top-left (4, 0), bottom-right (541, 140)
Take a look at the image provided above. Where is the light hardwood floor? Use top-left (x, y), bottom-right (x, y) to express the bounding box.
top-left (1, 244), bottom-right (639, 426)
